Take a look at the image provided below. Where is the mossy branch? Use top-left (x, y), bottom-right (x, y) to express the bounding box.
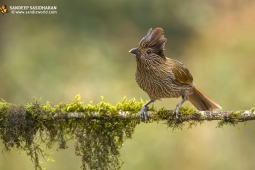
top-left (0, 94), bottom-right (254, 170)
top-left (53, 109), bottom-right (255, 121)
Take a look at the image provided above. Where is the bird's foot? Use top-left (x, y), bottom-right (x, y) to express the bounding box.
top-left (140, 106), bottom-right (148, 122)
top-left (173, 106), bottom-right (181, 119)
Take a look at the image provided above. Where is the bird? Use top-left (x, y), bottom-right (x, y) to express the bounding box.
top-left (129, 27), bottom-right (221, 121)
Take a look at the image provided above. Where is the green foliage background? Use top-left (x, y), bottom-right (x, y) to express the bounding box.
top-left (1, 0), bottom-right (255, 169)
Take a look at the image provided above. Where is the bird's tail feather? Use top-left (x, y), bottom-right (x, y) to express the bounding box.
top-left (189, 86), bottom-right (221, 111)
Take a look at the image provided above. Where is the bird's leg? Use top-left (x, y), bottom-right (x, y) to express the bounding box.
top-left (173, 95), bottom-right (187, 118)
top-left (140, 99), bottom-right (154, 122)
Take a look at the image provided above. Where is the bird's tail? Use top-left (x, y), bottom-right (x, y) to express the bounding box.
top-left (188, 86), bottom-right (222, 111)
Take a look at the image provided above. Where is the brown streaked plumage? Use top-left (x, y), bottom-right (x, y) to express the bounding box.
top-left (129, 27), bottom-right (221, 121)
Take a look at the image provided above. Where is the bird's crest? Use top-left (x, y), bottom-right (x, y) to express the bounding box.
top-left (138, 28), bottom-right (167, 52)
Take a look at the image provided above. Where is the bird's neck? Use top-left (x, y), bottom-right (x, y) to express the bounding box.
top-left (135, 55), bottom-right (168, 71)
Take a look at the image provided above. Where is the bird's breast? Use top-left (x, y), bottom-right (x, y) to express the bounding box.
top-left (135, 66), bottom-right (185, 100)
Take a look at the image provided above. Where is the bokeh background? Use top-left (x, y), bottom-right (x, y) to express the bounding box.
top-left (1, 0), bottom-right (255, 169)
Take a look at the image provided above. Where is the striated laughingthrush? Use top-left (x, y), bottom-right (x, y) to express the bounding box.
top-left (129, 28), bottom-right (221, 121)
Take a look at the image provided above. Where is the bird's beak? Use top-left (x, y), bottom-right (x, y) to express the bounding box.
top-left (129, 48), bottom-right (140, 55)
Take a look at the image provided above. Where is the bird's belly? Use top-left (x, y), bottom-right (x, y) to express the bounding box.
top-left (135, 72), bottom-right (189, 100)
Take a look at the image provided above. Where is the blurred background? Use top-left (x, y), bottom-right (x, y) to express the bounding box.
top-left (1, 0), bottom-right (255, 169)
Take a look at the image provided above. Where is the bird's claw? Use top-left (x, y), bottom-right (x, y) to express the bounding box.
top-left (173, 106), bottom-right (181, 119)
top-left (140, 106), bottom-right (148, 122)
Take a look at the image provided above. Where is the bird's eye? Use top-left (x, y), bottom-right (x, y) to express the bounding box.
top-left (146, 49), bottom-right (152, 54)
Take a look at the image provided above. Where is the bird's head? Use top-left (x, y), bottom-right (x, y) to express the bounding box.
top-left (129, 28), bottom-right (167, 62)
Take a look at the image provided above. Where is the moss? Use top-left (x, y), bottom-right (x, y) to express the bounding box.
top-left (0, 95), bottom-right (253, 170)
top-left (217, 111), bottom-right (243, 128)
top-left (154, 106), bottom-right (202, 130)
top-left (251, 107), bottom-right (255, 113)
top-left (0, 95), bottom-right (141, 170)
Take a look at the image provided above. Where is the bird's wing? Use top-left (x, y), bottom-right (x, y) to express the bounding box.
top-left (171, 59), bottom-right (193, 85)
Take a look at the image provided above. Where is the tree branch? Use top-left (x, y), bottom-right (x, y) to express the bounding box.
top-left (0, 95), bottom-right (254, 170)
top-left (53, 110), bottom-right (255, 121)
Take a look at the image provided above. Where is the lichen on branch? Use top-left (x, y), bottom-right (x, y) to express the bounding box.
top-left (0, 95), bottom-right (254, 170)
